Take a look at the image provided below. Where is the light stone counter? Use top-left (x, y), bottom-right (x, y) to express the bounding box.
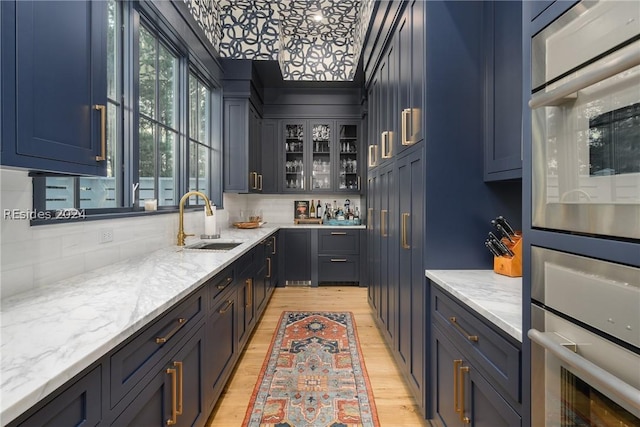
top-left (0, 225), bottom-right (282, 426)
top-left (425, 270), bottom-right (522, 342)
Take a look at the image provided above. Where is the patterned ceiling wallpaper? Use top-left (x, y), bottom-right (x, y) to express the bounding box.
top-left (184, 0), bottom-right (374, 81)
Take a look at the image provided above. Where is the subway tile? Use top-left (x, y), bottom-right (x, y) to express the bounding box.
top-left (84, 246), bottom-right (121, 272)
top-left (0, 265), bottom-right (36, 298)
top-left (33, 255), bottom-right (85, 288)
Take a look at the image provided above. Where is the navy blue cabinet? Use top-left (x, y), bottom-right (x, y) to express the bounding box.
top-left (396, 146), bottom-right (425, 410)
top-left (224, 99), bottom-right (263, 193)
top-left (282, 229), bottom-right (312, 284)
top-left (316, 229), bottom-right (362, 285)
top-left (431, 285), bottom-right (521, 426)
top-left (483, 0), bottom-right (523, 181)
top-left (9, 366), bottom-right (101, 427)
top-left (1, 0), bottom-right (108, 175)
top-left (261, 120), bottom-right (279, 193)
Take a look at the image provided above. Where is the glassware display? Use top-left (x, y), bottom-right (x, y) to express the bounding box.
top-left (312, 123), bottom-right (331, 190)
top-left (338, 124), bottom-right (359, 190)
top-left (284, 123), bottom-right (305, 190)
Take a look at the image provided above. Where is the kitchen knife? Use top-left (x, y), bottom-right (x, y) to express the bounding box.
top-left (487, 238), bottom-right (508, 256)
top-left (489, 232), bottom-right (514, 257)
top-left (485, 240), bottom-right (502, 257)
top-left (496, 223), bottom-right (515, 244)
top-left (496, 216), bottom-right (516, 236)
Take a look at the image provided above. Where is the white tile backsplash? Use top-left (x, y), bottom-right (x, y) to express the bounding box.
top-left (245, 193), bottom-right (362, 224)
top-left (0, 168), bottom-right (231, 298)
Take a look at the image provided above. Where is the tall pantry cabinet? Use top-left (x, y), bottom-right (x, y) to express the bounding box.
top-left (363, 0), bottom-right (522, 419)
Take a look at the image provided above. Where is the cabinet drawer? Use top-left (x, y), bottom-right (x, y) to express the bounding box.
top-left (318, 255), bottom-right (359, 282)
top-left (109, 289), bottom-right (205, 408)
top-left (208, 266), bottom-right (235, 307)
top-left (432, 286), bottom-right (521, 403)
top-left (318, 229), bottom-right (360, 254)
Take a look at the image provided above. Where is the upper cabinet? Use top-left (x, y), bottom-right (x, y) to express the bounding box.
top-left (483, 1), bottom-right (523, 181)
top-left (367, 0), bottom-right (425, 169)
top-left (1, 0), bottom-right (108, 175)
top-left (281, 120), bottom-right (362, 194)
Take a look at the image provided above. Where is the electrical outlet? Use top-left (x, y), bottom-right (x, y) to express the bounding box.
top-left (99, 228), bottom-right (114, 243)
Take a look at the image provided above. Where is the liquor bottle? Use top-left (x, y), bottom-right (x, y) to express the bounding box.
top-left (316, 200), bottom-right (322, 219)
top-left (310, 200), bottom-right (316, 218)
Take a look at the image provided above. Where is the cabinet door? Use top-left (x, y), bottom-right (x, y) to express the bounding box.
top-left (12, 367), bottom-right (101, 427)
top-left (367, 77), bottom-right (380, 169)
top-left (249, 105), bottom-right (262, 193)
top-left (398, 0), bottom-right (425, 151)
top-left (283, 229), bottom-right (311, 282)
top-left (261, 119), bottom-right (279, 193)
top-left (110, 367), bottom-right (171, 427)
top-left (282, 121), bottom-right (307, 192)
top-left (379, 165), bottom-right (397, 345)
top-left (223, 99), bottom-right (250, 192)
top-left (397, 147), bottom-right (425, 406)
top-left (2, 0), bottom-right (107, 175)
top-left (336, 122), bottom-right (361, 193)
top-left (483, 1), bottom-right (522, 181)
top-left (173, 327), bottom-right (206, 427)
top-left (367, 173), bottom-right (380, 311)
top-left (309, 120), bottom-right (334, 192)
top-left (207, 292), bottom-right (236, 410)
top-left (465, 366), bottom-right (522, 427)
top-left (433, 326), bottom-right (464, 427)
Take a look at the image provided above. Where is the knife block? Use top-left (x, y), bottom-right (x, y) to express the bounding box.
top-left (493, 233), bottom-right (522, 277)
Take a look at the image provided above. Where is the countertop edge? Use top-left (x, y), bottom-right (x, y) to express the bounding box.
top-left (425, 269), bottom-right (523, 343)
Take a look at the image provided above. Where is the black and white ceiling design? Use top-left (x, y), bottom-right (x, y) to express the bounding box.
top-left (184, 0), bottom-right (374, 81)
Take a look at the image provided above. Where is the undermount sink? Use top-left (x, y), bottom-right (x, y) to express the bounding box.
top-left (184, 241), bottom-right (243, 251)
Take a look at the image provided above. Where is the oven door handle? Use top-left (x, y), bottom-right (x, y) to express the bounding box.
top-left (528, 329), bottom-right (640, 411)
top-left (529, 47), bottom-right (640, 109)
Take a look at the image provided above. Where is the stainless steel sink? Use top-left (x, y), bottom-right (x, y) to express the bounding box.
top-left (184, 241), bottom-right (243, 251)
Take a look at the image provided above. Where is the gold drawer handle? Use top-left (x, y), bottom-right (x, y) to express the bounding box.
top-left (453, 359), bottom-right (462, 414)
top-left (218, 299), bottom-right (234, 314)
top-left (449, 317), bottom-right (479, 342)
top-left (246, 278), bottom-right (252, 307)
top-left (217, 277), bottom-right (233, 290)
top-left (267, 257), bottom-right (272, 278)
top-left (368, 144), bottom-right (378, 167)
top-left (166, 366), bottom-right (178, 425)
top-left (94, 105), bottom-right (107, 161)
top-left (271, 235), bottom-right (276, 254)
top-left (331, 232), bottom-right (347, 235)
top-left (331, 258), bottom-right (347, 262)
top-left (156, 318), bottom-right (187, 344)
top-left (381, 210), bottom-right (388, 237)
top-left (174, 361), bottom-right (183, 416)
top-left (459, 365), bottom-right (470, 424)
top-left (401, 212), bottom-right (410, 249)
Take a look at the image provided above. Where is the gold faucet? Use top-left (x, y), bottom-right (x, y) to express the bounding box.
top-left (177, 191), bottom-right (213, 246)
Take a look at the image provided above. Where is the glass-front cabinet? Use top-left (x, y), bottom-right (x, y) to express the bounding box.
top-left (281, 120), bottom-right (360, 193)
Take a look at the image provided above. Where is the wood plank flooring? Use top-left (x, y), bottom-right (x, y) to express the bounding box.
top-left (205, 286), bottom-right (428, 426)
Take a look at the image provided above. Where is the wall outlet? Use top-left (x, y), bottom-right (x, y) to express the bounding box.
top-left (99, 228), bottom-right (114, 244)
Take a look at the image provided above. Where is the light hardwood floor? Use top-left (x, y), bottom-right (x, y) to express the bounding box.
top-left (206, 286), bottom-right (429, 426)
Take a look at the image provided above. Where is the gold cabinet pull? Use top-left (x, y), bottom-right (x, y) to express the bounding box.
top-left (401, 108), bottom-right (413, 146)
top-left (218, 299), bottom-right (234, 314)
top-left (368, 208), bottom-right (373, 230)
top-left (368, 144), bottom-right (378, 167)
top-left (250, 172), bottom-right (258, 189)
top-left (173, 361), bottom-right (183, 416)
top-left (381, 209), bottom-right (388, 237)
top-left (266, 257), bottom-right (272, 278)
top-left (217, 277), bottom-right (233, 290)
top-left (245, 278), bottom-right (252, 307)
top-left (401, 213), bottom-right (410, 249)
top-left (453, 359), bottom-right (462, 414)
top-left (94, 105), bottom-right (107, 161)
top-left (449, 317), bottom-right (479, 342)
top-left (156, 318), bottom-right (187, 344)
top-left (357, 176), bottom-right (361, 190)
top-left (331, 258), bottom-right (348, 262)
top-left (331, 231), bottom-right (347, 235)
top-left (459, 365), bottom-right (470, 424)
top-left (271, 235), bottom-right (276, 254)
top-left (258, 174), bottom-right (263, 191)
top-left (166, 366), bottom-right (178, 425)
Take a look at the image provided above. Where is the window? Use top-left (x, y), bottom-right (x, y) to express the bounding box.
top-left (33, 1), bottom-right (223, 219)
top-left (137, 25), bottom-right (180, 208)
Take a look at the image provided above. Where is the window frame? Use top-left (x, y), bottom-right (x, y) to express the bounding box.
top-left (31, 0), bottom-right (224, 224)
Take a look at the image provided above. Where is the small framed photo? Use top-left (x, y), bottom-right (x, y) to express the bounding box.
top-left (294, 200), bottom-right (309, 220)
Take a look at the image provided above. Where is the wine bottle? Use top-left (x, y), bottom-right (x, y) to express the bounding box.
top-left (310, 200), bottom-right (316, 218)
top-left (316, 200), bottom-right (322, 219)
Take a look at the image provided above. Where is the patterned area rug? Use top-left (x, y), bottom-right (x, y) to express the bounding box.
top-left (243, 311), bottom-right (380, 427)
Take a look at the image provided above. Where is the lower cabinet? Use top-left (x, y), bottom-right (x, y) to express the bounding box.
top-left (111, 324), bottom-right (206, 427)
top-left (282, 229), bottom-right (312, 284)
top-left (11, 366), bottom-right (102, 427)
top-left (431, 285), bottom-right (521, 426)
top-left (316, 229), bottom-right (361, 285)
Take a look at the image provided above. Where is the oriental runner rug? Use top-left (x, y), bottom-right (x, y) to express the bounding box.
top-left (242, 311), bottom-right (380, 427)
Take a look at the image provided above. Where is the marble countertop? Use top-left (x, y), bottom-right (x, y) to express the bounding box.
top-left (0, 225), bottom-right (282, 425)
top-left (425, 270), bottom-right (522, 342)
